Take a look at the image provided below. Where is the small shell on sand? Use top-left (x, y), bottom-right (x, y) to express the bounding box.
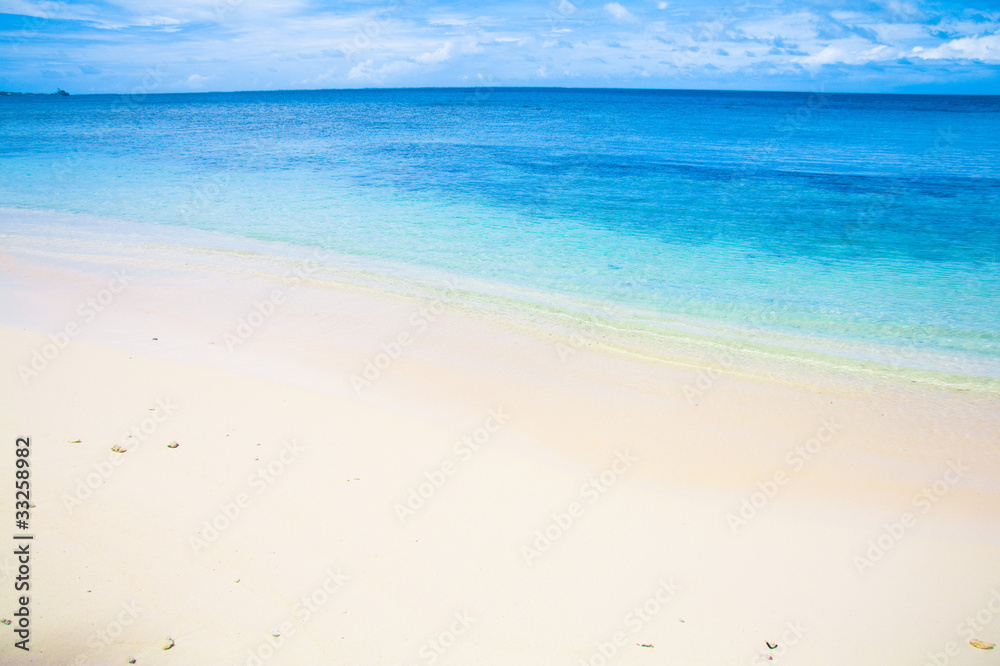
top-left (68, 439), bottom-right (81, 443)
top-left (111, 445), bottom-right (126, 453)
top-left (970, 639), bottom-right (994, 650)
top-left (1, 618), bottom-right (10, 625)
top-left (128, 659), bottom-right (136, 664)
top-left (167, 441), bottom-right (179, 448)
top-left (162, 637), bottom-right (175, 650)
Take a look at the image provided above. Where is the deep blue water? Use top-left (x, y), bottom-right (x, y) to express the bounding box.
top-left (1, 88), bottom-right (998, 376)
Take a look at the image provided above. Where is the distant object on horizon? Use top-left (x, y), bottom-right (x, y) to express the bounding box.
top-left (0, 88), bottom-right (69, 96)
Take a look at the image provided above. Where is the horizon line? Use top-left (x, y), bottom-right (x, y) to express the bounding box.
top-left (8, 84), bottom-right (1000, 98)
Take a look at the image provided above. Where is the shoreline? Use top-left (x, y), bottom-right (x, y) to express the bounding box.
top-left (2, 206), bottom-right (997, 396)
top-left (2, 208), bottom-right (1000, 664)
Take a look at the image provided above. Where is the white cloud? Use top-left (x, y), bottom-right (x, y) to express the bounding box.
top-left (603, 2), bottom-right (632, 20)
top-left (134, 15), bottom-right (183, 26)
top-left (5, 0), bottom-right (1000, 92)
top-left (348, 59), bottom-right (418, 82)
top-left (872, 21), bottom-right (931, 43)
top-left (347, 42), bottom-right (454, 82)
top-left (0, 0), bottom-right (96, 21)
top-left (85, 20), bottom-right (130, 30)
top-left (185, 73), bottom-right (212, 88)
top-left (309, 67), bottom-right (338, 85)
top-left (347, 59), bottom-right (374, 80)
top-left (798, 43), bottom-right (895, 66)
top-left (739, 12), bottom-right (817, 42)
top-left (829, 10), bottom-right (861, 22)
top-left (428, 15), bottom-right (473, 26)
top-left (914, 33), bottom-right (1000, 63)
top-left (415, 42), bottom-right (453, 64)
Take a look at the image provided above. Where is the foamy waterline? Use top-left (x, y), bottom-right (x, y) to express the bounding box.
top-left (2, 206), bottom-right (997, 394)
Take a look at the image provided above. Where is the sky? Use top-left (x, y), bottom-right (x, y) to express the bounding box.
top-left (0, 0), bottom-right (998, 94)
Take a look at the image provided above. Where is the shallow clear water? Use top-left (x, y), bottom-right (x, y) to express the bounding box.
top-left (1, 88), bottom-right (998, 376)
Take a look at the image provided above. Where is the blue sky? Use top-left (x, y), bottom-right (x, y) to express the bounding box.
top-left (1, 0), bottom-right (998, 94)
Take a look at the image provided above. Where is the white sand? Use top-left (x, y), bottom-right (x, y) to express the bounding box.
top-left (1, 217), bottom-right (999, 665)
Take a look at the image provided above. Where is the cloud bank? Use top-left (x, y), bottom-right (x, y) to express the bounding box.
top-left (0, 0), bottom-right (997, 93)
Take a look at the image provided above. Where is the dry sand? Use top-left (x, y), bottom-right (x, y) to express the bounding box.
top-left (1, 216), bottom-right (999, 665)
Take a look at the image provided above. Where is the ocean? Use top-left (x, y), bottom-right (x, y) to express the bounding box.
top-left (1, 87), bottom-right (998, 379)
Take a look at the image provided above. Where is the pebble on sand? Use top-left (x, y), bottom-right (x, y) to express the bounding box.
top-left (111, 445), bottom-right (126, 453)
top-left (970, 639), bottom-right (994, 650)
top-left (162, 637), bottom-right (175, 650)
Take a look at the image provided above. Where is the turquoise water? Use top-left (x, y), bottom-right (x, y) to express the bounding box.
top-left (1, 88), bottom-right (998, 376)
